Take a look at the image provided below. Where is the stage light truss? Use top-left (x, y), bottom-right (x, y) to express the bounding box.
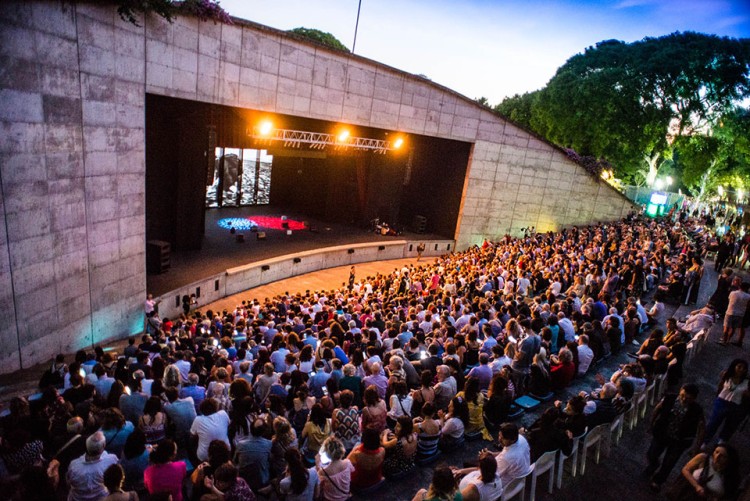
top-left (249, 127), bottom-right (395, 154)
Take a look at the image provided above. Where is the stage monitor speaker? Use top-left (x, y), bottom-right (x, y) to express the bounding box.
top-left (261, 265), bottom-right (270, 271)
top-left (412, 215), bottom-right (427, 234)
top-left (378, 245), bottom-right (385, 251)
top-left (294, 257), bottom-right (301, 263)
top-left (235, 234), bottom-right (245, 243)
top-left (257, 232), bottom-right (266, 240)
top-left (348, 249), bottom-right (355, 254)
top-left (281, 221), bottom-right (289, 229)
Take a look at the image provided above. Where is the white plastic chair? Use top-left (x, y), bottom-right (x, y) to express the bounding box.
top-left (637, 390), bottom-right (649, 419)
top-left (652, 374), bottom-right (666, 405)
top-left (609, 414), bottom-right (624, 448)
top-left (579, 423), bottom-right (608, 475)
top-left (529, 449), bottom-right (557, 501)
top-left (555, 428), bottom-right (586, 489)
top-left (501, 464), bottom-right (534, 501)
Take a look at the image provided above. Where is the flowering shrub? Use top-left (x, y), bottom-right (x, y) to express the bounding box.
top-left (115, 0), bottom-right (232, 26)
top-left (563, 148), bottom-right (613, 178)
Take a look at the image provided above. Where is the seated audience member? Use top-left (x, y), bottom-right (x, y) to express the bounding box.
top-left (66, 432), bottom-right (119, 501)
top-left (347, 428), bottom-right (385, 491)
top-left (144, 439), bottom-right (186, 501)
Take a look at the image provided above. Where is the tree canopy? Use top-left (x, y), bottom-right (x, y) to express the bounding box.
top-left (111, 0), bottom-right (232, 26)
top-left (496, 32), bottom-right (750, 195)
top-left (288, 27), bottom-right (350, 52)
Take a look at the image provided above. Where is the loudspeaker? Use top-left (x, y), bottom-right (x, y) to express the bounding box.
top-left (261, 265), bottom-right (270, 271)
top-left (293, 257), bottom-right (301, 263)
top-left (257, 232), bottom-right (266, 240)
top-left (378, 245), bottom-right (385, 251)
top-left (235, 234), bottom-right (245, 243)
top-left (348, 249), bottom-right (355, 254)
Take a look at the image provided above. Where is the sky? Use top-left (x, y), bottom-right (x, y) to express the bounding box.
top-left (218, 0), bottom-right (750, 104)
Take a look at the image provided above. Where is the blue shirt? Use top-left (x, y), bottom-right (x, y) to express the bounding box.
top-left (101, 421), bottom-right (134, 457)
top-left (333, 346), bottom-right (349, 364)
top-left (180, 385), bottom-right (206, 414)
top-left (235, 435), bottom-right (272, 484)
top-left (309, 371), bottom-right (331, 398)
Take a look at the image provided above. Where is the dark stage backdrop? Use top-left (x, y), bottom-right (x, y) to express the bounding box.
top-left (146, 94), bottom-right (470, 250)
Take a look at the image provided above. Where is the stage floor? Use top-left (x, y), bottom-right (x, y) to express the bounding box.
top-left (147, 205), bottom-right (445, 296)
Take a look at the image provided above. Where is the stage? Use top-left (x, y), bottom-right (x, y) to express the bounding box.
top-left (147, 205), bottom-right (447, 297)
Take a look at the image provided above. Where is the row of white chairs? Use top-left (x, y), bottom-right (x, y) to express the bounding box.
top-left (501, 372), bottom-right (670, 501)
top-left (501, 326), bottom-right (713, 501)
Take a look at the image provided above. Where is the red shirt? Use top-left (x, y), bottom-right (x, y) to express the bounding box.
top-left (144, 461), bottom-right (187, 501)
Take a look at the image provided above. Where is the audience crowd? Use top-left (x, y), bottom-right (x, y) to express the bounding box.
top-left (2, 209), bottom-right (750, 501)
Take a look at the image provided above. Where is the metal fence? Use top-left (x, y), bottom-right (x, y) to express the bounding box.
top-left (622, 185), bottom-right (687, 208)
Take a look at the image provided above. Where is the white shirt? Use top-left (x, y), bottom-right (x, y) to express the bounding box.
top-left (190, 410), bottom-right (230, 461)
top-left (459, 470), bottom-right (504, 501)
top-left (577, 344), bottom-right (595, 376)
top-left (495, 435), bottom-right (531, 487)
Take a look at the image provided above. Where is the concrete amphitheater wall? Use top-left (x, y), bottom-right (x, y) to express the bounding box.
top-left (0, 1), bottom-right (635, 373)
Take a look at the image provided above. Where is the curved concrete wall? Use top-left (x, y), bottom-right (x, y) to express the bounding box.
top-left (156, 239), bottom-right (454, 321)
top-left (0, 1), bottom-right (635, 372)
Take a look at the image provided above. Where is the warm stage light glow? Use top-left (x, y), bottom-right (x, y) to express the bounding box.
top-left (337, 129), bottom-right (350, 142)
top-left (259, 120), bottom-right (273, 136)
top-left (393, 137), bottom-right (404, 149)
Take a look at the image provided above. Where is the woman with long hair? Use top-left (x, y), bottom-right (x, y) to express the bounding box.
top-left (301, 403), bottom-right (331, 464)
top-left (484, 372), bottom-right (513, 434)
top-left (381, 415), bottom-right (418, 477)
top-left (138, 396), bottom-right (167, 444)
top-left (279, 447), bottom-right (320, 501)
top-left (412, 465), bottom-right (462, 501)
top-left (701, 358), bottom-right (749, 448)
top-left (271, 417), bottom-right (299, 480)
top-left (667, 444), bottom-right (740, 501)
top-left (438, 396), bottom-right (469, 450)
top-left (361, 385), bottom-right (387, 433)
top-left (457, 376), bottom-right (491, 440)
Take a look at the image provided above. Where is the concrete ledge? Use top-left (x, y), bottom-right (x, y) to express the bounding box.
top-left (155, 239), bottom-right (454, 319)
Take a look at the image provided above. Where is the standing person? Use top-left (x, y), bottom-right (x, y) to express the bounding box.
top-left (720, 282), bottom-right (750, 347)
top-left (709, 269), bottom-right (734, 318)
top-left (701, 359), bottom-right (750, 448)
top-left (645, 384), bottom-right (705, 492)
top-left (666, 444), bottom-right (740, 501)
top-left (348, 266), bottom-right (356, 291)
top-left (416, 242), bottom-right (426, 261)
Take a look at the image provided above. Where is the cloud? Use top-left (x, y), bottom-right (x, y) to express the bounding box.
top-left (614, 0), bottom-right (656, 8)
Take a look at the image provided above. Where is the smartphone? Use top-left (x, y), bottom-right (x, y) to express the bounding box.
top-left (212, 338), bottom-right (219, 347)
top-left (323, 386), bottom-right (329, 396)
top-left (319, 451), bottom-right (331, 466)
top-left (419, 350), bottom-right (428, 360)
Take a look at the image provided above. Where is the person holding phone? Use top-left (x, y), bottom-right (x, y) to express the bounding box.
top-left (317, 437), bottom-right (354, 501)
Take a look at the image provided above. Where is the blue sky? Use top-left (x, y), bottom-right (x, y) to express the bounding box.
top-left (219, 0), bottom-right (750, 104)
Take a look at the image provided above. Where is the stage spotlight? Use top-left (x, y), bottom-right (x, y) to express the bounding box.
top-left (393, 137), bottom-right (404, 149)
top-left (259, 120), bottom-right (273, 136)
top-left (337, 129), bottom-right (350, 143)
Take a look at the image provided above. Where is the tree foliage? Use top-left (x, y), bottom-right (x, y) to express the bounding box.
top-left (498, 32), bottom-right (750, 188)
top-left (288, 27), bottom-right (350, 52)
top-left (112, 0), bottom-right (232, 26)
